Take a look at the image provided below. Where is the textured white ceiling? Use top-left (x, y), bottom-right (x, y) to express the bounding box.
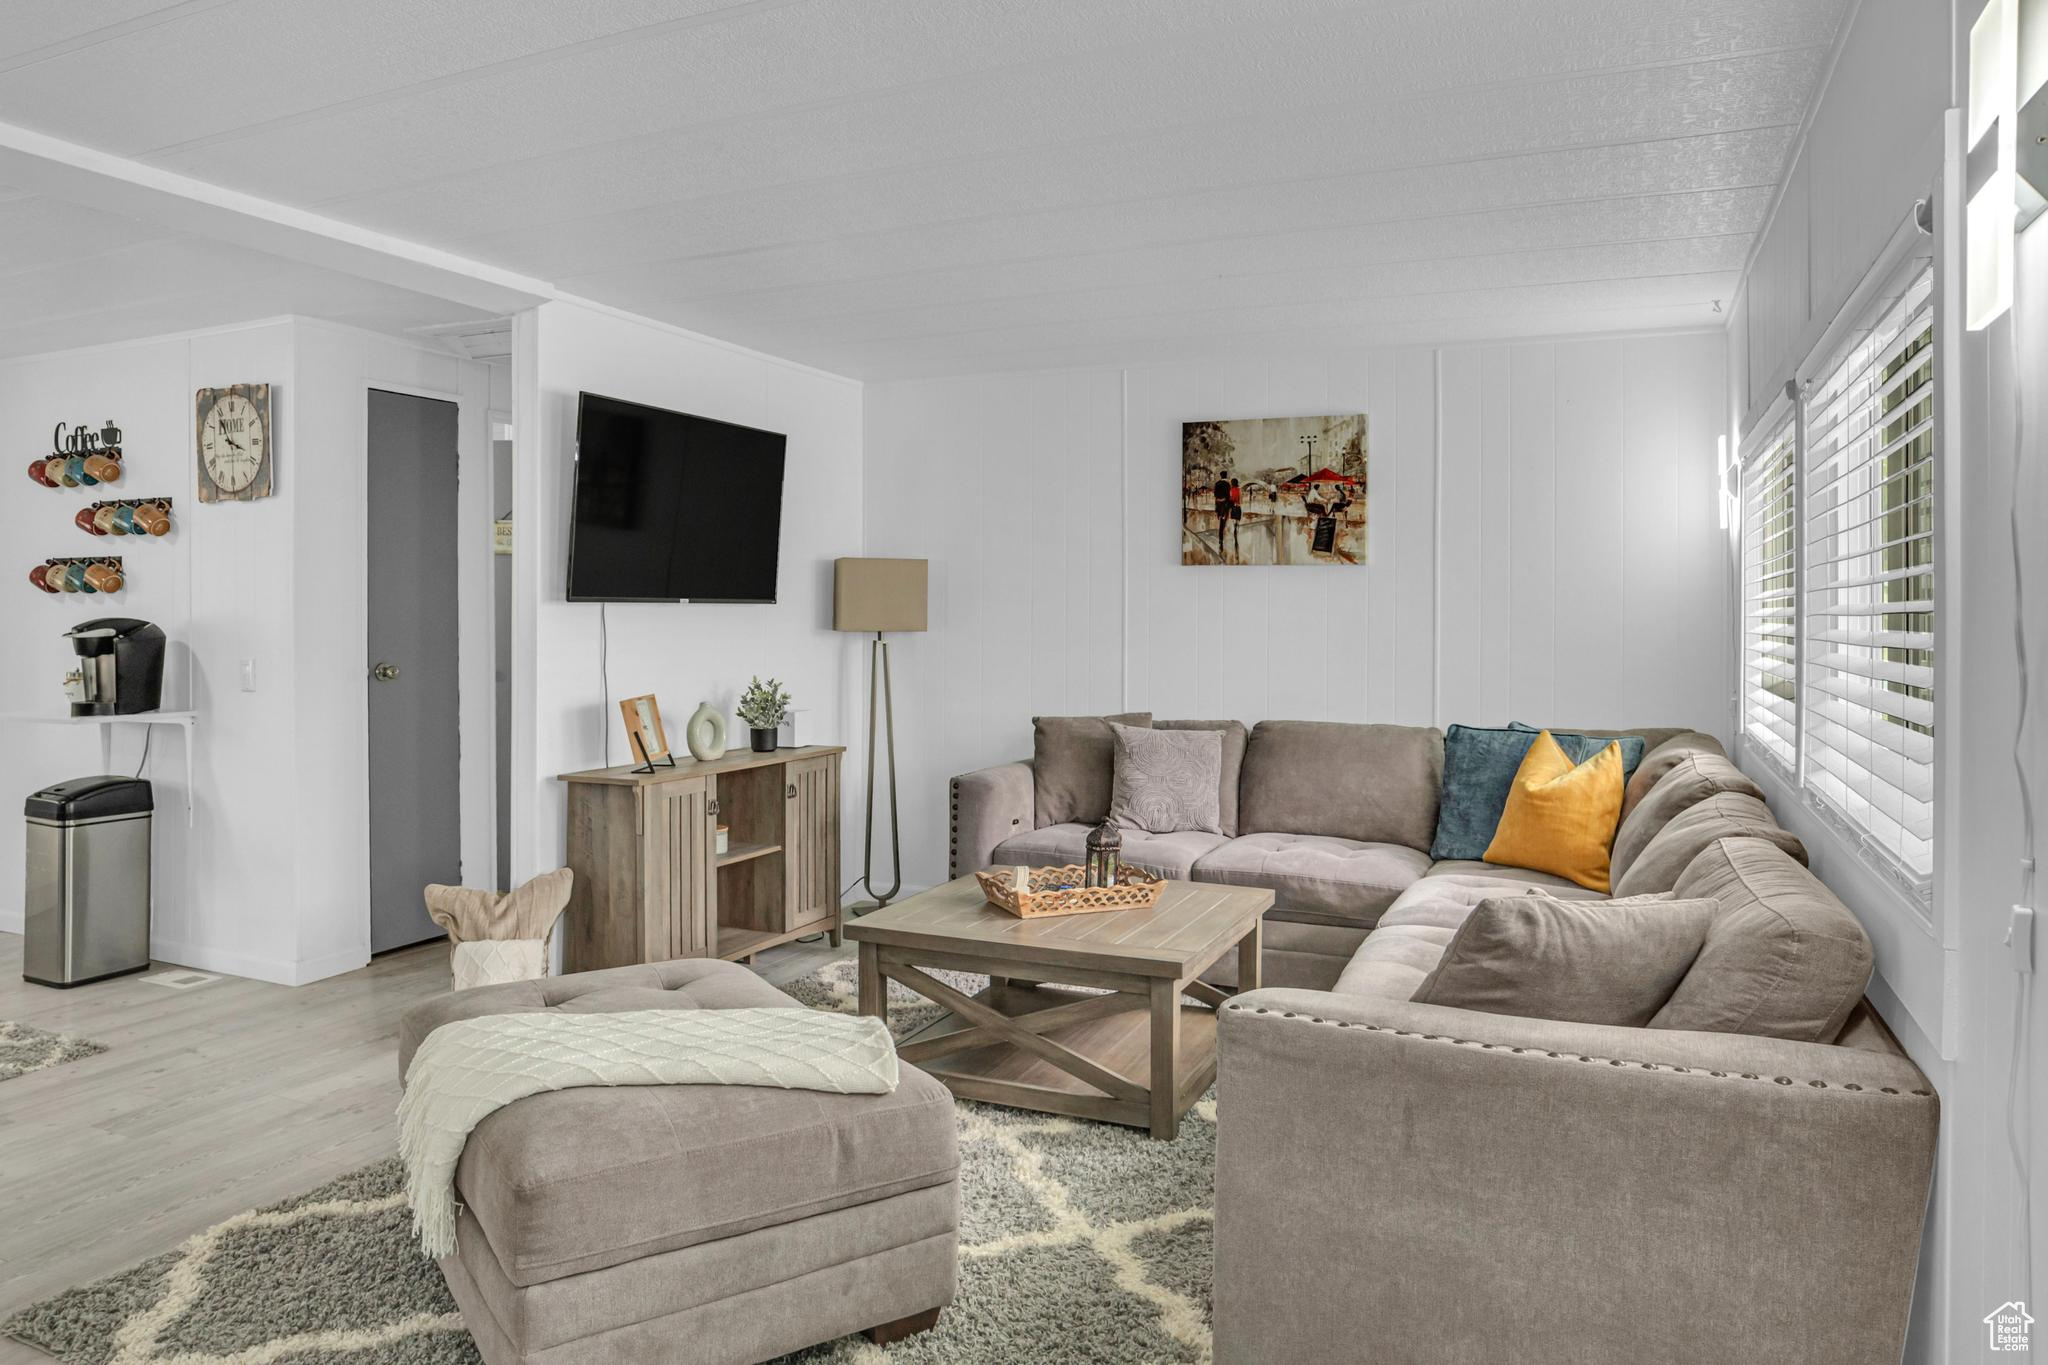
top-left (0, 0), bottom-right (1848, 377)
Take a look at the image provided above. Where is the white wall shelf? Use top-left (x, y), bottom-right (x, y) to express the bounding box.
top-left (0, 711), bottom-right (196, 824)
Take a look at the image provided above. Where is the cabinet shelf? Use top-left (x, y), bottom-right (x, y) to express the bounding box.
top-left (717, 921), bottom-right (833, 964)
top-left (716, 840), bottom-right (781, 868)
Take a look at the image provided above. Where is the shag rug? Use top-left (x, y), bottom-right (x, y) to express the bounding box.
top-left (5, 960), bottom-right (1216, 1364)
top-left (0, 1020), bottom-right (106, 1083)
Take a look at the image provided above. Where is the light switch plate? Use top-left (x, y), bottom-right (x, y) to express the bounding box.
top-left (239, 658), bottom-right (256, 692)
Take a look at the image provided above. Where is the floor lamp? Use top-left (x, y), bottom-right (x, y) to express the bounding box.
top-left (834, 558), bottom-right (927, 912)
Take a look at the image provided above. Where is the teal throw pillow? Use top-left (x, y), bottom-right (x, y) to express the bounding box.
top-left (1430, 724), bottom-right (1647, 862)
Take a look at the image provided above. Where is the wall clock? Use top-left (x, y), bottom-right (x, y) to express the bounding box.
top-left (195, 384), bottom-right (274, 502)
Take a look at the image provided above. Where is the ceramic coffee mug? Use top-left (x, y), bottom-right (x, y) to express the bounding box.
top-left (75, 507), bottom-right (105, 536)
top-left (83, 454), bottom-right (121, 485)
top-left (83, 562), bottom-right (122, 594)
top-left (59, 562), bottom-right (86, 592)
top-left (96, 506), bottom-right (125, 536)
top-left (27, 459), bottom-right (55, 488)
top-left (112, 504), bottom-right (139, 535)
top-left (133, 502), bottom-right (171, 536)
top-left (27, 565), bottom-right (55, 594)
top-left (66, 456), bottom-right (96, 487)
top-left (47, 457), bottom-right (76, 487)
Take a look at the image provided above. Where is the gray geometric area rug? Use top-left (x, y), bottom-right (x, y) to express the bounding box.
top-left (0, 1020), bottom-right (106, 1083)
top-left (5, 960), bottom-right (1217, 1364)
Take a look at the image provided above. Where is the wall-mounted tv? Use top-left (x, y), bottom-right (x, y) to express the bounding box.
top-left (566, 392), bottom-right (787, 603)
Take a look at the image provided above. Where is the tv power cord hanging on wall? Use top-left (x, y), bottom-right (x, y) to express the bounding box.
top-left (599, 600), bottom-right (612, 767)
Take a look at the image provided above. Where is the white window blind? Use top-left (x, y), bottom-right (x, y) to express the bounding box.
top-left (1799, 264), bottom-right (1935, 880)
top-left (1739, 420), bottom-right (1799, 773)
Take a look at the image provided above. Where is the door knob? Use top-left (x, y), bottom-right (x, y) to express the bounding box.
top-left (372, 662), bottom-right (400, 681)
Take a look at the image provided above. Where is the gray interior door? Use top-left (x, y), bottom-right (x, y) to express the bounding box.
top-left (493, 436), bottom-right (513, 893)
top-left (368, 389), bottom-right (462, 952)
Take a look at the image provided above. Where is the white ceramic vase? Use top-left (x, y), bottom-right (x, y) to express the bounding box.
top-left (685, 702), bottom-right (727, 761)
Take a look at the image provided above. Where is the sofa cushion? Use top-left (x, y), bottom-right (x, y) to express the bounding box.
top-left (399, 961), bottom-right (960, 1288)
top-left (1422, 860), bottom-right (1609, 901)
top-left (1655, 837), bottom-right (1875, 1043)
top-left (1156, 718), bottom-right (1250, 835)
top-left (1613, 792), bottom-right (1806, 898)
top-left (1108, 722), bottom-right (1224, 835)
top-left (1192, 832), bottom-right (1430, 928)
top-left (1622, 731), bottom-right (1726, 821)
top-left (994, 823), bottom-right (1228, 881)
top-left (1609, 752), bottom-right (1764, 887)
top-left (1410, 893), bottom-right (1720, 1027)
top-left (1481, 732), bottom-right (1626, 892)
top-left (1330, 864), bottom-right (1621, 1003)
top-left (1238, 721), bottom-right (1443, 852)
top-left (1032, 712), bottom-right (1151, 826)
top-left (1328, 875), bottom-right (1524, 1000)
top-left (1331, 921), bottom-right (1455, 1001)
top-left (1431, 725), bottom-right (1646, 861)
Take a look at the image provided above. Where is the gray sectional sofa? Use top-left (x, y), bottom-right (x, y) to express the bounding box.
top-left (950, 718), bottom-right (1703, 989)
top-left (951, 717), bottom-right (1939, 1365)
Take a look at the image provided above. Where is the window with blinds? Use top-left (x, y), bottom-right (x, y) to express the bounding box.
top-left (1739, 420), bottom-right (1799, 774)
top-left (1798, 264), bottom-right (1935, 880)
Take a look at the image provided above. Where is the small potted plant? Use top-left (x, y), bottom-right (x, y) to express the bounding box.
top-left (736, 676), bottom-right (792, 752)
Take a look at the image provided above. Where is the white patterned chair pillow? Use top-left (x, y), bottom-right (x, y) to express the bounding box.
top-left (452, 939), bottom-right (549, 991)
top-left (1108, 722), bottom-right (1224, 835)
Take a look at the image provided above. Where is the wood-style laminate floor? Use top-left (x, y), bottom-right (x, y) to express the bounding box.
top-left (0, 931), bottom-right (851, 1362)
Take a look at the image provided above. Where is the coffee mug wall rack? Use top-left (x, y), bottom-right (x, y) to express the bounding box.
top-left (75, 497), bottom-right (172, 538)
top-left (32, 419), bottom-right (125, 488)
top-left (28, 449), bottom-right (123, 488)
top-left (29, 556), bottom-right (123, 595)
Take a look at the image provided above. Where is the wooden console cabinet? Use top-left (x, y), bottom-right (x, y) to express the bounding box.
top-left (557, 746), bottom-right (843, 972)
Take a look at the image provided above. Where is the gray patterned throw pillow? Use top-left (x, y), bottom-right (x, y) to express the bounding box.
top-left (1108, 722), bottom-right (1224, 835)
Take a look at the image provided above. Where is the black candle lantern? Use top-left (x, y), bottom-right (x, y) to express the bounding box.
top-left (1084, 819), bottom-right (1122, 888)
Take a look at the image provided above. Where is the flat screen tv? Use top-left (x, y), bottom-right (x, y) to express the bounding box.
top-left (566, 392), bottom-right (787, 603)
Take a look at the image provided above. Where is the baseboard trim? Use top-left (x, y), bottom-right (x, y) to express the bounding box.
top-left (1, 919), bottom-right (367, 985)
top-left (148, 938), bottom-right (369, 987)
top-left (286, 945), bottom-right (375, 986)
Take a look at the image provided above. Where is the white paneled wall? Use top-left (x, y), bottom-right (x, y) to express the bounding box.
top-left (1737, 0), bottom-right (1948, 426)
top-left (866, 331), bottom-right (1729, 887)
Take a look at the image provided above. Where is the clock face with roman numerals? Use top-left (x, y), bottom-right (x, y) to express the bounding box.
top-left (195, 385), bottom-right (273, 501)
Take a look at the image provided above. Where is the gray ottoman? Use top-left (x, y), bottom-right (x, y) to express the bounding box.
top-left (398, 959), bottom-right (959, 1365)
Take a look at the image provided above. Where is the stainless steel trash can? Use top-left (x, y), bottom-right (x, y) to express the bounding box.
top-left (24, 776), bottom-right (152, 988)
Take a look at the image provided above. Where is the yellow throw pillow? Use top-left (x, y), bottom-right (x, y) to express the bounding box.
top-left (1482, 731), bottom-right (1626, 892)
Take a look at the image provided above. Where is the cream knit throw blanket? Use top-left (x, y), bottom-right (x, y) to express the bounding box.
top-left (397, 1007), bottom-right (899, 1258)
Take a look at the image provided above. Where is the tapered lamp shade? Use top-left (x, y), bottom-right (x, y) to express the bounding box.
top-left (834, 558), bottom-right (928, 633)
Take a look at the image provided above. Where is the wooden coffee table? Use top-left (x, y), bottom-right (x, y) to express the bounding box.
top-left (845, 876), bottom-right (1274, 1139)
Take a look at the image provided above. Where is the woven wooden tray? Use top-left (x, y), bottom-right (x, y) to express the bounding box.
top-left (975, 864), bottom-right (1164, 918)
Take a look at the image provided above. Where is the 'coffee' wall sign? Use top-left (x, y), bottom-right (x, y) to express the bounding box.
top-left (52, 420), bottom-right (124, 456)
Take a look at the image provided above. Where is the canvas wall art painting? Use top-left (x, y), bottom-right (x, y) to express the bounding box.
top-left (1182, 413), bottom-right (1367, 565)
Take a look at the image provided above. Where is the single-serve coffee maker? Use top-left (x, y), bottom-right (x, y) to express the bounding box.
top-left (63, 618), bottom-right (165, 716)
